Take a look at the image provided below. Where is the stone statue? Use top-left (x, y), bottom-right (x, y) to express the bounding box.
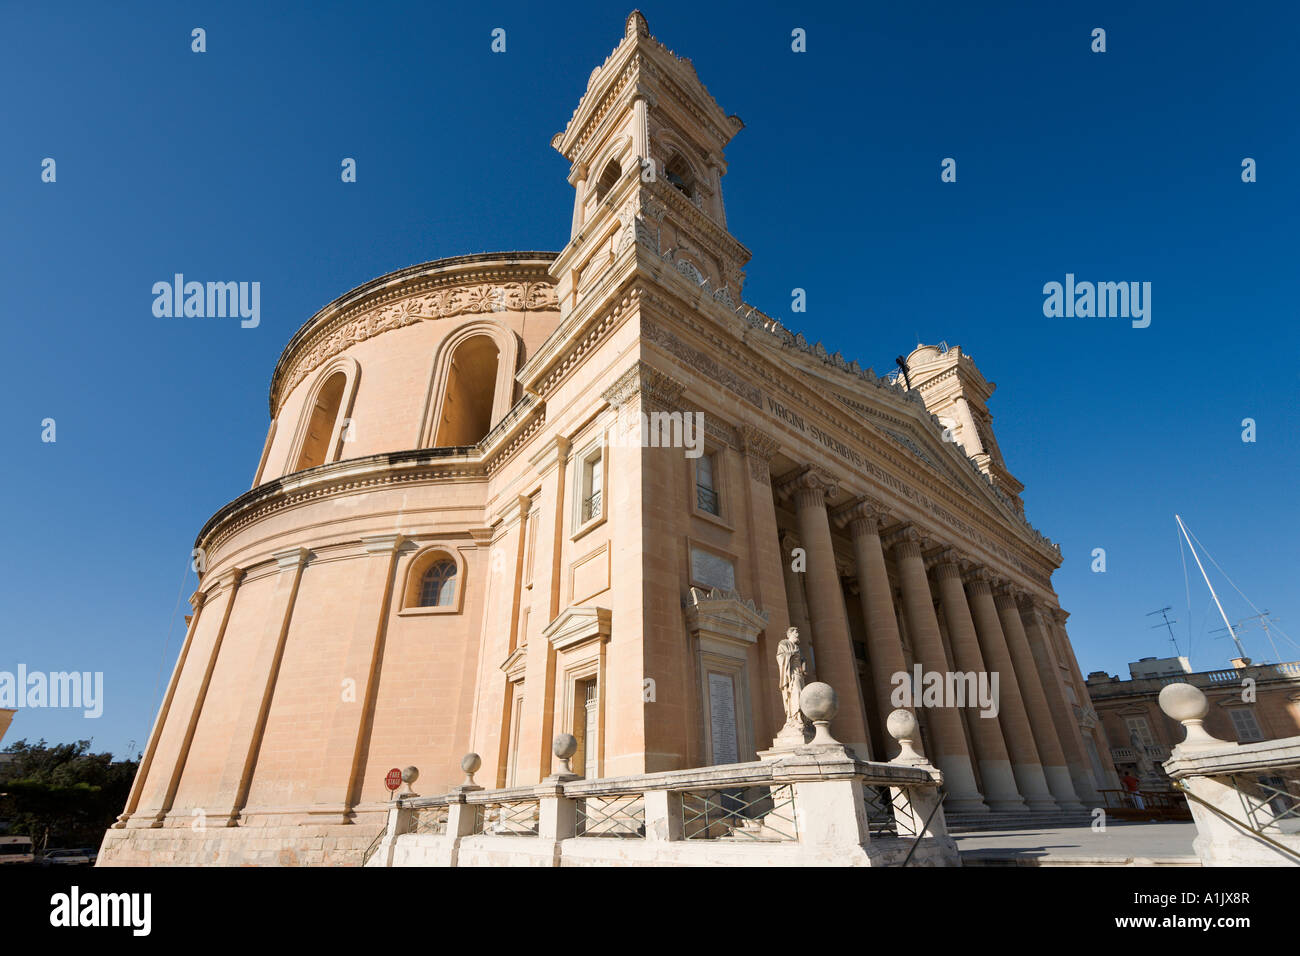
top-left (776, 626), bottom-right (809, 733)
top-left (1129, 730), bottom-right (1157, 777)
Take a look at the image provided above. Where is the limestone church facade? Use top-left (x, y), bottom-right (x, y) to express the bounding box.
top-left (100, 12), bottom-right (1117, 866)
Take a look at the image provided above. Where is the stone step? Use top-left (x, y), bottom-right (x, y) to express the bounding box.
top-left (945, 811), bottom-right (1095, 833)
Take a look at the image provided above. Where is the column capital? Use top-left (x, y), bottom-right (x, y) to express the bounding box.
top-left (883, 524), bottom-right (923, 558)
top-left (600, 360), bottom-right (685, 411)
top-left (735, 423), bottom-right (780, 485)
top-left (830, 495), bottom-right (891, 535)
top-left (923, 546), bottom-right (963, 575)
top-left (1049, 606), bottom-right (1070, 626)
top-left (493, 493), bottom-right (533, 529)
top-left (360, 533), bottom-right (404, 555)
top-left (775, 466), bottom-right (840, 507)
top-left (188, 589), bottom-right (206, 612)
top-left (272, 547), bottom-right (310, 570)
top-left (528, 433), bottom-right (571, 475)
top-left (962, 565), bottom-right (994, 591)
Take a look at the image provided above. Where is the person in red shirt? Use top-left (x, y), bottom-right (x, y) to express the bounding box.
top-left (1121, 771), bottom-right (1145, 810)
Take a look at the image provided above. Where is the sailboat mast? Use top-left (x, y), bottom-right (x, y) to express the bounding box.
top-left (1175, 514), bottom-right (1248, 660)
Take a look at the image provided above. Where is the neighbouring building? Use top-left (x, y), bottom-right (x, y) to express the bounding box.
top-left (100, 11), bottom-right (1116, 866)
top-left (1088, 655), bottom-right (1300, 783)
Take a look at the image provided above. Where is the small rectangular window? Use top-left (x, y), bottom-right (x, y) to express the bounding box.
top-left (1229, 708), bottom-right (1263, 742)
top-left (581, 454), bottom-right (603, 522)
top-left (695, 452), bottom-right (720, 516)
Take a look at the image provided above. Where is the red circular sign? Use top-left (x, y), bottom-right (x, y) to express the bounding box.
top-left (385, 768), bottom-right (402, 791)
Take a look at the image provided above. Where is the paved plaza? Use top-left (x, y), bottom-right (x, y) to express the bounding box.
top-left (955, 821), bottom-right (1198, 866)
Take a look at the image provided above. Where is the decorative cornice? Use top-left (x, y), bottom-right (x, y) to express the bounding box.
top-left (683, 586), bottom-right (770, 646)
top-left (735, 423), bottom-right (780, 484)
top-left (542, 605), bottom-right (613, 651)
top-left (600, 360), bottom-right (686, 410)
top-left (269, 253), bottom-right (559, 415)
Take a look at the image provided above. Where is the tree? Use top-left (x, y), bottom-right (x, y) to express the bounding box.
top-left (0, 739), bottom-right (139, 850)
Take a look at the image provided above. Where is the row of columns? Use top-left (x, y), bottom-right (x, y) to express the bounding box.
top-left (773, 466), bottom-right (1096, 814)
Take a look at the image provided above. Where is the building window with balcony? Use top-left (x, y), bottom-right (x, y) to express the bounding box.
top-left (573, 441), bottom-right (607, 536)
top-left (696, 452), bottom-right (719, 516)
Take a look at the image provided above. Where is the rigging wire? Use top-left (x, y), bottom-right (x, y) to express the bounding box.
top-left (1183, 523), bottom-right (1300, 653)
top-left (1177, 522), bottom-right (1194, 661)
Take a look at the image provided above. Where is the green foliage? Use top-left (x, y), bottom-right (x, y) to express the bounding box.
top-left (0, 739), bottom-right (139, 850)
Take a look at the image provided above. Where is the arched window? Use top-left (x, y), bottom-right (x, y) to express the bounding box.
top-left (664, 153), bottom-right (696, 200)
top-left (434, 335), bottom-right (500, 446)
top-left (294, 370), bottom-right (346, 471)
top-left (419, 560), bottom-right (457, 607)
top-left (595, 158), bottom-right (622, 202)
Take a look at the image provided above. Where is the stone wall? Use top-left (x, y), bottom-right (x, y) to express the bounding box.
top-left (97, 823), bottom-right (384, 867)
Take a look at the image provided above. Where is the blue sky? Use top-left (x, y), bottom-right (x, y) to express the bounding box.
top-left (3, 1), bottom-right (1297, 759)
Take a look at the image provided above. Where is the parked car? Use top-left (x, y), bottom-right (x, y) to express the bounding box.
top-left (0, 836), bottom-right (35, 865)
top-left (40, 848), bottom-right (93, 866)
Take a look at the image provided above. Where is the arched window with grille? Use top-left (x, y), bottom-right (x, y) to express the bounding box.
top-left (419, 559), bottom-right (457, 607)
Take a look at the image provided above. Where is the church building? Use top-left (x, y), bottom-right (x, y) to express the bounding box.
top-left (100, 12), bottom-right (1117, 866)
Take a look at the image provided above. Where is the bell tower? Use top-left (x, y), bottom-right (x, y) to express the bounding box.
top-left (549, 11), bottom-right (750, 317)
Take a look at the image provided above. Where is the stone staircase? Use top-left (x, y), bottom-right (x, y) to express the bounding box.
top-left (945, 809), bottom-right (1096, 833)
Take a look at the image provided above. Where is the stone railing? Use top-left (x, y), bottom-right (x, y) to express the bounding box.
top-left (366, 697), bottom-right (959, 868)
top-left (1158, 682), bottom-right (1300, 867)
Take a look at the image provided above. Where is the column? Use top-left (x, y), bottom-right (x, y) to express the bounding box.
top-left (517, 434), bottom-right (570, 782)
top-left (312, 533), bottom-right (403, 817)
top-left (1051, 607), bottom-right (1120, 790)
top-left (1020, 600), bottom-right (1101, 802)
top-left (735, 424), bottom-right (788, 750)
top-left (995, 586), bottom-right (1084, 811)
top-left (778, 532), bottom-right (814, 669)
top-left (835, 498), bottom-right (910, 758)
top-left (775, 467), bottom-right (870, 758)
top-left (963, 569), bottom-right (1058, 811)
top-left (886, 526), bottom-right (987, 813)
top-left (929, 552), bottom-right (1025, 811)
top-left (119, 583), bottom-right (214, 827)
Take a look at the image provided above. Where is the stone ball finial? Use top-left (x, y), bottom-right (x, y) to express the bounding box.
top-left (401, 766), bottom-right (419, 785)
top-left (460, 752), bottom-right (481, 786)
top-left (799, 682), bottom-right (838, 723)
top-left (553, 733), bottom-right (579, 776)
top-left (1158, 682), bottom-right (1208, 723)
top-left (887, 708), bottom-right (917, 741)
top-left (799, 682), bottom-right (841, 747)
top-left (1157, 682), bottom-right (1229, 752)
top-left (886, 709), bottom-right (923, 763)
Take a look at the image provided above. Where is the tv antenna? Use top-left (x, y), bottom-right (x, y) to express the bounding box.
top-left (1211, 611), bottom-right (1283, 664)
top-left (1146, 607), bottom-right (1180, 656)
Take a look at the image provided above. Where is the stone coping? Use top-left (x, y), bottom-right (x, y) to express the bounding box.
top-left (398, 754), bottom-right (937, 810)
top-left (1164, 735), bottom-right (1300, 778)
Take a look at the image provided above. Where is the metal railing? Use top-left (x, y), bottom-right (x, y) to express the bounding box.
top-left (581, 490), bottom-right (602, 522)
top-left (1230, 772), bottom-right (1300, 834)
top-left (679, 784), bottom-right (797, 842)
top-left (575, 794), bottom-right (645, 838)
top-left (474, 799), bottom-right (540, 837)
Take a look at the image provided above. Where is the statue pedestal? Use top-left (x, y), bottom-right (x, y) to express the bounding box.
top-left (758, 721), bottom-right (811, 761)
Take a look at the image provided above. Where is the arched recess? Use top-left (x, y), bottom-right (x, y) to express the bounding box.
top-left (283, 355), bottom-right (361, 475)
top-left (398, 544), bottom-right (467, 615)
top-left (419, 320), bottom-right (520, 448)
